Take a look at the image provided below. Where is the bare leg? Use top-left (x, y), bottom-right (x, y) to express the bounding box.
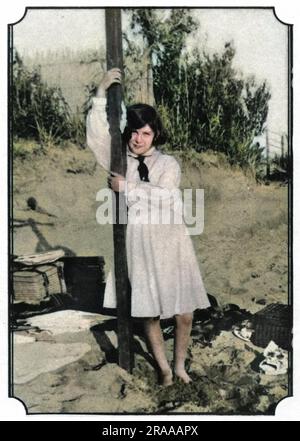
top-left (174, 313), bottom-right (193, 383)
top-left (144, 318), bottom-right (173, 386)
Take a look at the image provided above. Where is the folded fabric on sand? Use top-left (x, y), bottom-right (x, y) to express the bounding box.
top-left (259, 340), bottom-right (288, 376)
top-left (14, 249), bottom-right (65, 266)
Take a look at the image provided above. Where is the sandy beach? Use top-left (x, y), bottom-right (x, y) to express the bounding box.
top-left (11, 144), bottom-right (290, 414)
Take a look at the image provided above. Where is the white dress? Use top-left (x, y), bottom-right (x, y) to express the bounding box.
top-left (86, 97), bottom-right (210, 319)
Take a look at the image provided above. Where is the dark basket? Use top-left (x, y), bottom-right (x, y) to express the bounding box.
top-left (60, 256), bottom-right (106, 314)
top-left (251, 303), bottom-right (292, 350)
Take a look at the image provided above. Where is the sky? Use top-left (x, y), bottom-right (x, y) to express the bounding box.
top-left (12, 8), bottom-right (289, 148)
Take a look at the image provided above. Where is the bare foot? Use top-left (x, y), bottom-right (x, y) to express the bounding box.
top-left (159, 369), bottom-right (173, 386)
top-left (175, 370), bottom-right (192, 384)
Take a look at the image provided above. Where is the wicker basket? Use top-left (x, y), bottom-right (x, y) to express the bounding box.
top-left (13, 262), bottom-right (67, 304)
top-left (251, 303), bottom-right (292, 350)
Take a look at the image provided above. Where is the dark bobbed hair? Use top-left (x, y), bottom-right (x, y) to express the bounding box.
top-left (122, 103), bottom-right (167, 146)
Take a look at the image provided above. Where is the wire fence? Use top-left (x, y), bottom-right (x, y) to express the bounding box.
top-left (265, 128), bottom-right (288, 179)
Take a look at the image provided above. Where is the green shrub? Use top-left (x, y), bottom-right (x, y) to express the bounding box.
top-left (12, 50), bottom-right (74, 146)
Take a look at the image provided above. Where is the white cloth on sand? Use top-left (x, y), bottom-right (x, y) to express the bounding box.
top-left (86, 97), bottom-right (210, 319)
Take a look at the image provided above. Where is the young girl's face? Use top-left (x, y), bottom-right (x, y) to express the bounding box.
top-left (128, 124), bottom-right (155, 156)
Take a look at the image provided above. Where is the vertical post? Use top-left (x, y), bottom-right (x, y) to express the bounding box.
top-left (266, 129), bottom-right (270, 179)
top-left (281, 134), bottom-right (284, 168)
top-left (105, 8), bottom-right (133, 373)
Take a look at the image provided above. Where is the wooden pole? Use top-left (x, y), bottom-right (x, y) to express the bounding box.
top-left (281, 134), bottom-right (284, 167)
top-left (105, 8), bottom-right (133, 373)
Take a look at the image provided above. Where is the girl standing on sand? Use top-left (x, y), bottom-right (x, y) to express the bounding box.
top-left (87, 68), bottom-right (210, 385)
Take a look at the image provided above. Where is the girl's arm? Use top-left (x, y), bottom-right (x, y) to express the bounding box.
top-left (86, 68), bottom-right (122, 171)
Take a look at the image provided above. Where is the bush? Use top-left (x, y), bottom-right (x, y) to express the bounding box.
top-left (12, 50), bottom-right (74, 147)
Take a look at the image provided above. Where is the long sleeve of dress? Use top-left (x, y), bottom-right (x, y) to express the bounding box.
top-left (86, 97), bottom-right (111, 171)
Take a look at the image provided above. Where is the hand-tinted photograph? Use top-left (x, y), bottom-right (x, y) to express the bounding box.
top-left (8, 7), bottom-right (292, 415)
